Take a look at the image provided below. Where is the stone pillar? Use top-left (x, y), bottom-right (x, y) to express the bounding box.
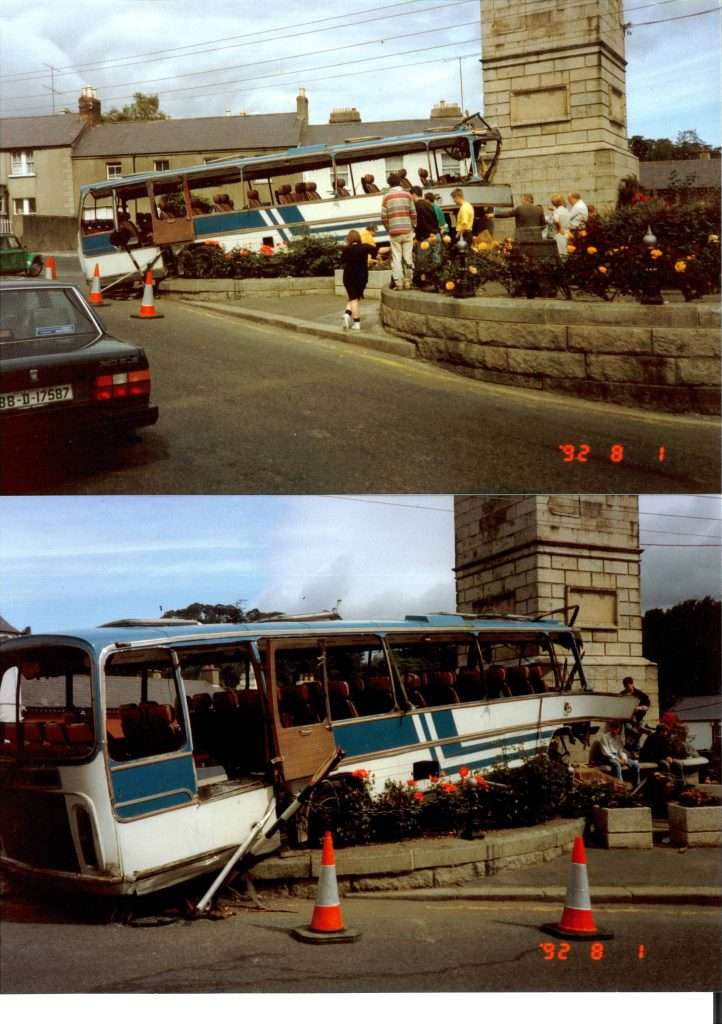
top-left (480, 0), bottom-right (639, 211)
top-left (454, 495), bottom-right (659, 716)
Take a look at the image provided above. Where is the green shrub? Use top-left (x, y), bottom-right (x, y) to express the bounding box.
top-left (175, 233), bottom-right (342, 279)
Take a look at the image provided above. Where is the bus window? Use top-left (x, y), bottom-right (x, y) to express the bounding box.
top-left (275, 643), bottom-right (326, 726)
top-left (323, 639), bottom-right (393, 719)
top-left (105, 649), bottom-right (186, 762)
top-left (176, 645), bottom-right (266, 777)
top-left (0, 646), bottom-right (93, 760)
top-left (387, 635), bottom-right (479, 708)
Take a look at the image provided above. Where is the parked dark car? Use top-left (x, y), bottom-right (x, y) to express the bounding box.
top-left (0, 281), bottom-right (158, 448)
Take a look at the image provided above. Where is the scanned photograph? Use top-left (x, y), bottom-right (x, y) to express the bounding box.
top-left (0, 0), bottom-right (719, 494)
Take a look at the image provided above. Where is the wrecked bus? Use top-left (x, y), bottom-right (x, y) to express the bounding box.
top-left (0, 613), bottom-right (635, 895)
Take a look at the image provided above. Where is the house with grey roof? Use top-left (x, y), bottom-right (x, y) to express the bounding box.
top-left (0, 107), bottom-right (87, 231)
top-left (639, 156), bottom-right (721, 201)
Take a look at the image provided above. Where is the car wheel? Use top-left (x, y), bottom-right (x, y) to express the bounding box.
top-left (27, 257), bottom-right (43, 277)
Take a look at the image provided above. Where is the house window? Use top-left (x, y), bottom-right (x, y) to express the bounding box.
top-left (154, 159), bottom-right (170, 172)
top-left (106, 162), bottom-right (123, 180)
top-left (10, 151), bottom-right (34, 176)
top-left (13, 197), bottom-right (36, 215)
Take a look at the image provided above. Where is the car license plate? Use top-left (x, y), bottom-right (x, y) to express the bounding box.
top-left (0, 384), bottom-right (74, 411)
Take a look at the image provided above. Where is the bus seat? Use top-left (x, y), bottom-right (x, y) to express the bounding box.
top-left (334, 178), bottom-right (351, 198)
top-left (1, 722), bottom-right (18, 753)
top-left (44, 721), bottom-right (71, 754)
top-left (529, 665), bottom-right (547, 693)
top-left (426, 672), bottom-right (460, 706)
top-left (23, 721), bottom-right (47, 752)
top-left (144, 704), bottom-right (182, 754)
top-left (329, 680), bottom-right (358, 720)
top-left (292, 182), bottom-right (307, 202)
top-left (276, 184), bottom-right (293, 205)
top-left (486, 665), bottom-right (509, 699)
top-left (402, 672), bottom-right (426, 707)
top-left (213, 690), bottom-right (238, 713)
top-left (192, 692), bottom-right (213, 713)
top-left (67, 722), bottom-right (94, 752)
top-left (507, 666), bottom-right (533, 696)
top-left (456, 668), bottom-right (485, 703)
top-left (361, 174), bottom-right (380, 194)
top-left (246, 189), bottom-right (262, 208)
top-left (306, 182), bottom-right (321, 200)
top-left (363, 675), bottom-right (395, 715)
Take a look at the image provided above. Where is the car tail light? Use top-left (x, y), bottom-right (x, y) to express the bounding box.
top-left (93, 369), bottom-right (150, 401)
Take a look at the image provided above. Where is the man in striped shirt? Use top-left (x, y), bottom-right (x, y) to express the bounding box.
top-left (381, 172), bottom-right (417, 289)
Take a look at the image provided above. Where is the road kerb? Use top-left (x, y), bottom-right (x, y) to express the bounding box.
top-left (346, 885), bottom-right (720, 905)
top-left (180, 300), bottom-right (418, 360)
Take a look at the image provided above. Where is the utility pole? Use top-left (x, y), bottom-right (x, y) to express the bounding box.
top-left (458, 57), bottom-right (465, 114)
top-left (42, 63), bottom-right (59, 113)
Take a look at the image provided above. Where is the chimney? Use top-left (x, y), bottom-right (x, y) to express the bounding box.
top-left (329, 107), bottom-right (361, 124)
top-left (78, 86), bottom-right (101, 127)
top-left (430, 100), bottom-right (463, 120)
top-left (296, 87), bottom-right (309, 126)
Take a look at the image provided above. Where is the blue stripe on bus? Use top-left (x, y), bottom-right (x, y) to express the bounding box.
top-left (81, 233), bottom-right (115, 256)
top-left (111, 752), bottom-right (196, 816)
top-left (115, 791), bottom-right (193, 820)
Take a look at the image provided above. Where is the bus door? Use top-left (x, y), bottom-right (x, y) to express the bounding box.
top-left (147, 178), bottom-right (195, 246)
top-left (104, 647), bottom-right (196, 821)
top-left (266, 637), bottom-right (335, 783)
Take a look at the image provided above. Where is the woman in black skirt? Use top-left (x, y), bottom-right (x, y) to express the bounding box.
top-left (341, 229), bottom-right (377, 330)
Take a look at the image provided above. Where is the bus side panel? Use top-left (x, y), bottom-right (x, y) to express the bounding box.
top-left (110, 753), bottom-right (196, 819)
top-left (115, 782), bottom-right (276, 879)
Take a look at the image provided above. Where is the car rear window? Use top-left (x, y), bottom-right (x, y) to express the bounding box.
top-left (0, 288), bottom-right (99, 345)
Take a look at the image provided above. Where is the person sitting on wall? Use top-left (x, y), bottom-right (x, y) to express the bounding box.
top-left (599, 721), bottom-right (641, 787)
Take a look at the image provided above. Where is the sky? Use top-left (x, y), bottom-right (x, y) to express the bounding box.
top-left (1, 494), bottom-right (719, 633)
top-left (0, 0), bottom-right (720, 145)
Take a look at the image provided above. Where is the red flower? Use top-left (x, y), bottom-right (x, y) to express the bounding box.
top-left (406, 779), bottom-right (416, 787)
top-left (441, 782), bottom-right (457, 793)
top-left (475, 774), bottom-right (489, 789)
top-left (352, 768), bottom-right (368, 779)
top-left (459, 766), bottom-right (470, 778)
top-left (429, 775), bottom-right (439, 783)
top-left (413, 791), bottom-right (424, 802)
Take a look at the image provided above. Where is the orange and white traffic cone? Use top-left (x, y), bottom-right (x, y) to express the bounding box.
top-left (44, 256), bottom-right (57, 281)
top-left (541, 836), bottom-right (613, 940)
top-left (291, 831), bottom-right (360, 944)
top-left (88, 263), bottom-right (109, 307)
top-left (130, 270), bottom-right (164, 319)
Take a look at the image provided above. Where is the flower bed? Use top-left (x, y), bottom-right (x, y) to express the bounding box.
top-left (412, 200), bottom-right (720, 304)
top-left (173, 234), bottom-right (342, 279)
top-left (302, 754), bottom-right (639, 849)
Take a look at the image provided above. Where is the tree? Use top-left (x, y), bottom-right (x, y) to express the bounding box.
top-left (642, 597), bottom-right (721, 709)
top-left (104, 92), bottom-right (169, 123)
top-left (161, 600), bottom-right (281, 623)
top-left (629, 131), bottom-right (720, 161)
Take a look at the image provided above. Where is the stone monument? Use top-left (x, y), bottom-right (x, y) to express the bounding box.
top-left (454, 495), bottom-right (659, 716)
top-left (480, 0), bottom-right (639, 210)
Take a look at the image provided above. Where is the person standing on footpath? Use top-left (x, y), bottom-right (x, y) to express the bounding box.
top-left (410, 187), bottom-right (438, 241)
top-left (451, 188), bottom-right (474, 242)
top-left (567, 191), bottom-right (589, 229)
top-left (426, 192), bottom-right (448, 233)
top-left (550, 193), bottom-right (571, 256)
top-left (511, 193), bottom-right (546, 241)
top-left (340, 229), bottom-right (377, 330)
top-left (381, 172), bottom-right (417, 289)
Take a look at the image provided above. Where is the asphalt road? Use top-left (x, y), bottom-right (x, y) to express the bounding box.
top-left (4, 260), bottom-right (720, 494)
top-left (1, 888), bottom-right (719, 993)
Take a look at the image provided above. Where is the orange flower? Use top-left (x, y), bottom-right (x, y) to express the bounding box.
top-left (468, 265), bottom-right (478, 275)
top-left (709, 234), bottom-right (720, 243)
top-left (650, 248), bottom-right (663, 259)
top-left (445, 280), bottom-right (456, 291)
top-left (240, 249), bottom-right (250, 256)
top-left (476, 242), bottom-right (488, 251)
top-left (420, 240), bottom-right (430, 251)
top-left (459, 766), bottom-right (470, 778)
top-left (674, 260), bottom-right (687, 273)
top-left (579, 229), bottom-right (588, 237)
top-left (442, 235), bottom-right (451, 244)
top-left (597, 265), bottom-right (608, 274)
top-left (413, 791), bottom-right (424, 802)
top-left (586, 246), bottom-right (598, 255)
top-left (566, 244), bottom-right (576, 254)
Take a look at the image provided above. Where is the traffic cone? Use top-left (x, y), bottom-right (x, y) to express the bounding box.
top-left (541, 836), bottom-right (613, 941)
top-left (88, 263), bottom-right (109, 307)
top-left (44, 256), bottom-right (57, 281)
top-left (130, 270), bottom-right (164, 319)
top-left (291, 832), bottom-right (360, 944)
